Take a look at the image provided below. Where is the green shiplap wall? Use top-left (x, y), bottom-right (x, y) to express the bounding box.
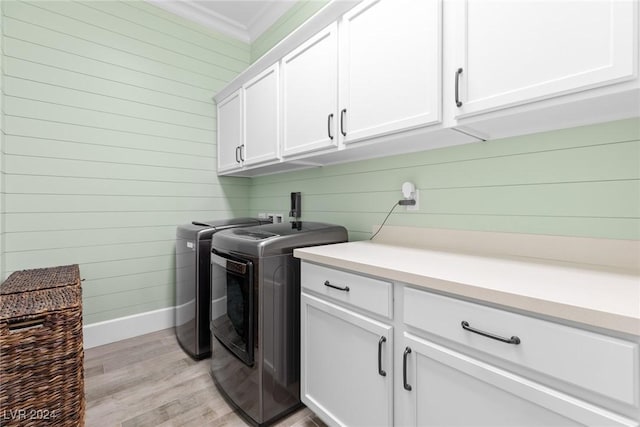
top-left (1, 0), bottom-right (251, 324)
top-left (1, 9), bottom-right (4, 277)
top-left (249, 118), bottom-right (640, 241)
top-left (250, 0), bottom-right (330, 63)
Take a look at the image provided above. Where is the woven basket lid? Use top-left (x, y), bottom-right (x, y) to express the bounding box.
top-left (0, 285), bottom-right (82, 320)
top-left (0, 264), bottom-right (80, 295)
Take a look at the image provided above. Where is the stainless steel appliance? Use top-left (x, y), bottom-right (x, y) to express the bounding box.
top-left (175, 218), bottom-right (268, 359)
top-left (210, 222), bottom-right (348, 426)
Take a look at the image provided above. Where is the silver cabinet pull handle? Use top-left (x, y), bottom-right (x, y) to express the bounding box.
top-left (403, 346), bottom-right (412, 391)
top-left (239, 144), bottom-right (245, 162)
top-left (461, 321), bottom-right (521, 345)
top-left (340, 108), bottom-right (347, 136)
top-left (378, 336), bottom-right (387, 377)
top-left (323, 280), bottom-right (349, 292)
top-left (235, 146), bottom-right (241, 163)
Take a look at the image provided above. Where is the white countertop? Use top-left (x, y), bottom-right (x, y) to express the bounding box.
top-left (294, 240), bottom-right (640, 336)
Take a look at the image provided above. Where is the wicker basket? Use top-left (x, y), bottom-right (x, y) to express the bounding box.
top-left (0, 265), bottom-right (82, 295)
top-left (0, 265), bottom-right (85, 426)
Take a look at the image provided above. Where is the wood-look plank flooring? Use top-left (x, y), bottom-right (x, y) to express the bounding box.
top-left (84, 328), bottom-right (325, 427)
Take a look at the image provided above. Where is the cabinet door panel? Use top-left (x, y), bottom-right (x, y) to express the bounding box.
top-left (455, 0), bottom-right (637, 117)
top-left (301, 293), bottom-right (392, 427)
top-left (244, 64), bottom-right (279, 166)
top-left (341, 0), bottom-right (441, 143)
top-left (282, 23), bottom-right (338, 157)
top-left (217, 90), bottom-right (242, 173)
top-left (400, 333), bottom-right (635, 427)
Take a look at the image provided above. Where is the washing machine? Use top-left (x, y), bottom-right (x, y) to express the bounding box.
top-left (175, 218), bottom-right (269, 359)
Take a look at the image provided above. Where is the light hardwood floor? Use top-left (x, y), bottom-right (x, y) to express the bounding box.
top-left (84, 328), bottom-right (324, 427)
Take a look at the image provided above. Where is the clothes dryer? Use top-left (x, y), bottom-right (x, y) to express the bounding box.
top-left (210, 222), bottom-right (348, 425)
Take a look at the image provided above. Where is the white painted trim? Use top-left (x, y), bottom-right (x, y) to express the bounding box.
top-left (147, 0), bottom-right (251, 43)
top-left (146, 0), bottom-right (298, 44)
top-left (247, 1), bottom-right (297, 42)
top-left (214, 0), bottom-right (362, 102)
top-left (83, 306), bottom-right (175, 349)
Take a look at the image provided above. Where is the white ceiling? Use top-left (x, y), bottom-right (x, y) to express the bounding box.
top-left (148, 0), bottom-right (298, 43)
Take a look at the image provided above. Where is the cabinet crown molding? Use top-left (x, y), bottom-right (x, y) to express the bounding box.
top-left (213, 0), bottom-right (362, 103)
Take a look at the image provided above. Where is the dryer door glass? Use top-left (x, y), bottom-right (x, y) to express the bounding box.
top-left (211, 251), bottom-right (254, 366)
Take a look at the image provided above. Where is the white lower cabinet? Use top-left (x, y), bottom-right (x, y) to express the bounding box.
top-left (397, 333), bottom-right (634, 427)
top-left (300, 261), bottom-right (639, 427)
top-left (301, 293), bottom-right (393, 427)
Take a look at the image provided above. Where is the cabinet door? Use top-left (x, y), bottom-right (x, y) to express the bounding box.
top-left (397, 333), bottom-right (635, 427)
top-left (340, 0), bottom-right (441, 144)
top-left (453, 0), bottom-right (637, 118)
top-left (301, 293), bottom-right (393, 427)
top-left (243, 64), bottom-right (279, 167)
top-left (282, 23), bottom-right (339, 157)
top-left (217, 90), bottom-right (243, 173)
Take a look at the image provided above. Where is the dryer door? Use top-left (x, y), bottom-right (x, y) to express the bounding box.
top-left (211, 250), bottom-right (255, 366)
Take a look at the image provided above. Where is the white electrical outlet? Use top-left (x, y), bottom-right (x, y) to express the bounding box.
top-left (407, 189), bottom-right (419, 211)
top-left (401, 181), bottom-right (419, 211)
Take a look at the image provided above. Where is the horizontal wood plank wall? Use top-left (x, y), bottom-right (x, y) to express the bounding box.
top-left (1, 10), bottom-right (4, 278)
top-left (1, 0), bottom-right (251, 324)
top-left (250, 0), bottom-right (330, 63)
top-left (249, 118), bottom-right (640, 242)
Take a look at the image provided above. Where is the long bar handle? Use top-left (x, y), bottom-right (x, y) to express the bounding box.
top-left (327, 113), bottom-right (334, 140)
top-left (235, 146), bottom-right (241, 163)
top-left (340, 108), bottom-right (347, 136)
top-left (403, 346), bottom-right (412, 391)
top-left (461, 321), bottom-right (521, 345)
top-left (324, 280), bottom-right (349, 292)
top-left (239, 144), bottom-right (245, 162)
top-left (455, 68), bottom-right (463, 107)
top-left (378, 336), bottom-right (387, 377)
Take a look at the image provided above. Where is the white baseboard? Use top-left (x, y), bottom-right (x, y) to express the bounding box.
top-left (83, 306), bottom-right (175, 349)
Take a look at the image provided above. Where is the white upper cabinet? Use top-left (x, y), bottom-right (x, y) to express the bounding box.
top-left (217, 89), bottom-right (243, 173)
top-left (216, 0), bottom-right (638, 176)
top-left (217, 65), bottom-right (280, 174)
top-left (451, 0), bottom-right (638, 118)
top-left (215, 0), bottom-right (477, 176)
top-left (339, 0), bottom-right (441, 144)
top-left (243, 64), bottom-right (280, 166)
top-left (282, 23), bottom-right (339, 157)
top-left (281, 0), bottom-right (446, 159)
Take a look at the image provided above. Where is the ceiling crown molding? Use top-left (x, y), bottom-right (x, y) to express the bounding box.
top-left (246, 1), bottom-right (296, 42)
top-left (147, 0), bottom-right (297, 44)
top-left (148, 0), bottom-right (251, 43)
